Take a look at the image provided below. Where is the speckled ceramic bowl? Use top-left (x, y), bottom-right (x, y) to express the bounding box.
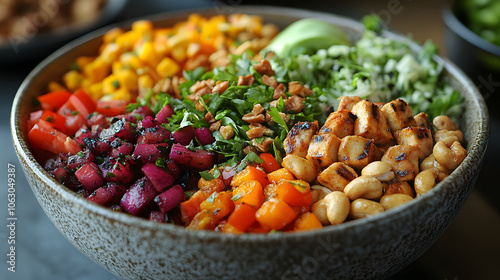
top-left (11, 6), bottom-right (489, 280)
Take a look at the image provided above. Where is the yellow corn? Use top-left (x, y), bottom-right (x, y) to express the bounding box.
top-left (88, 83), bottom-right (103, 100)
top-left (171, 46), bottom-right (186, 62)
top-left (116, 68), bottom-right (138, 90)
top-left (63, 70), bottom-right (84, 91)
top-left (138, 75), bottom-right (154, 90)
top-left (138, 41), bottom-right (159, 67)
top-left (83, 57), bottom-right (110, 83)
top-left (48, 81), bottom-right (66, 92)
top-left (102, 75), bottom-right (120, 94)
top-left (156, 57), bottom-right (180, 78)
top-left (132, 20), bottom-right (154, 34)
top-left (112, 87), bottom-right (132, 102)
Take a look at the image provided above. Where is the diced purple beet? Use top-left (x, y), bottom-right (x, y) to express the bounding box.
top-left (88, 183), bottom-right (127, 206)
top-left (132, 105), bottom-right (154, 118)
top-left (115, 114), bottom-right (137, 124)
top-left (100, 160), bottom-right (135, 185)
top-left (121, 177), bottom-right (158, 216)
top-left (141, 163), bottom-right (175, 193)
top-left (149, 211), bottom-right (166, 223)
top-left (100, 119), bottom-right (136, 142)
top-left (165, 159), bottom-right (181, 178)
top-left (173, 126), bottom-right (195, 145)
top-left (75, 162), bottom-right (105, 192)
top-left (170, 143), bottom-right (214, 170)
top-left (83, 137), bottom-right (111, 155)
top-left (140, 116), bottom-right (157, 129)
top-left (44, 153), bottom-right (69, 171)
top-left (154, 185), bottom-right (185, 213)
top-left (109, 141), bottom-right (134, 158)
top-left (132, 143), bottom-right (169, 163)
top-left (67, 150), bottom-right (95, 170)
top-left (195, 127), bottom-right (216, 145)
top-left (156, 104), bottom-right (174, 124)
top-left (137, 126), bottom-right (171, 144)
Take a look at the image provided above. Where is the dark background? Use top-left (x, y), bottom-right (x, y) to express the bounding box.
top-left (1, 0), bottom-right (498, 279)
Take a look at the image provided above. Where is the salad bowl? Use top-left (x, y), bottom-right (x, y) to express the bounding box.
top-left (11, 6), bottom-right (489, 280)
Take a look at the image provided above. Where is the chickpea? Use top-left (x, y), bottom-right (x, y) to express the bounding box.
top-left (361, 161), bottom-right (395, 182)
top-left (379, 194), bottom-right (414, 210)
top-left (343, 176), bottom-right (384, 201)
top-left (219, 125), bottom-right (235, 140)
top-left (324, 191), bottom-right (350, 225)
top-left (311, 185), bottom-right (332, 204)
top-left (414, 169), bottom-right (438, 197)
top-left (311, 200), bottom-right (330, 225)
top-left (349, 198), bottom-right (384, 219)
top-left (433, 115), bottom-right (458, 131)
top-left (433, 141), bottom-right (467, 170)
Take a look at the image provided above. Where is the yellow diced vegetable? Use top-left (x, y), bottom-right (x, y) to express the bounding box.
top-left (156, 57), bottom-right (180, 78)
top-left (103, 27), bottom-right (124, 44)
top-left (88, 83), bottom-right (103, 100)
top-left (47, 81), bottom-right (66, 92)
top-left (100, 43), bottom-right (121, 65)
top-left (112, 87), bottom-right (132, 102)
top-left (83, 58), bottom-right (110, 83)
top-left (102, 75), bottom-right (120, 94)
top-left (63, 70), bottom-right (84, 91)
top-left (116, 68), bottom-right (138, 90)
top-left (171, 46), bottom-right (186, 62)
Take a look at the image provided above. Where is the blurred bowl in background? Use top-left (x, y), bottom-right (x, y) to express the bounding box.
top-left (443, 0), bottom-right (500, 81)
top-left (0, 0), bottom-right (128, 65)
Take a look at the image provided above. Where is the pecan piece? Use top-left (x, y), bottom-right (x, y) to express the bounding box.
top-left (288, 81), bottom-right (314, 97)
top-left (284, 95), bottom-right (304, 113)
top-left (237, 74), bottom-right (255, 86)
top-left (220, 125), bottom-right (235, 140)
top-left (252, 137), bottom-right (274, 152)
top-left (262, 75), bottom-right (279, 88)
top-left (253, 59), bottom-right (275, 76)
top-left (212, 81), bottom-right (229, 94)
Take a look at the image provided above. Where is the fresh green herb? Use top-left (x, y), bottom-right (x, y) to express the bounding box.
top-left (236, 152), bottom-right (263, 172)
top-left (206, 192), bottom-right (217, 203)
top-left (268, 107), bottom-right (289, 133)
top-left (77, 151), bottom-right (85, 158)
top-left (231, 193), bottom-right (243, 201)
top-left (111, 80), bottom-right (120, 89)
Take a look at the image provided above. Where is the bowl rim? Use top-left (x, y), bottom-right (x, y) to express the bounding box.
top-left (11, 5), bottom-right (489, 242)
top-left (442, 0), bottom-right (500, 56)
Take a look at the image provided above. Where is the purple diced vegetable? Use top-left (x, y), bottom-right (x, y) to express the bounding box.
top-left (154, 185), bottom-right (185, 213)
top-left (173, 125), bottom-right (195, 145)
top-left (75, 162), bottom-right (105, 192)
top-left (155, 104), bottom-right (174, 124)
top-left (120, 177), bottom-right (158, 216)
top-left (138, 126), bottom-right (171, 144)
top-left (195, 127), bottom-right (215, 145)
top-left (141, 163), bottom-right (175, 193)
top-left (88, 183), bottom-right (127, 206)
top-left (169, 143), bottom-right (214, 170)
top-left (132, 143), bottom-right (169, 163)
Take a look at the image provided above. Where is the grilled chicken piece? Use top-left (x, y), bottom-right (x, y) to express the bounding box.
top-left (306, 133), bottom-right (342, 168)
top-left (337, 135), bottom-right (382, 170)
top-left (319, 110), bottom-right (357, 138)
top-left (337, 96), bottom-right (362, 111)
top-left (351, 100), bottom-right (393, 146)
top-left (381, 145), bottom-right (419, 181)
top-left (414, 112), bottom-right (431, 130)
top-left (283, 121), bottom-right (319, 157)
top-left (381, 99), bottom-right (417, 133)
top-left (394, 127), bottom-right (433, 160)
top-left (317, 162), bottom-right (358, 192)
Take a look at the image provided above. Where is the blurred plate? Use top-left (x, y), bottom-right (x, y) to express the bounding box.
top-left (0, 0), bottom-right (128, 64)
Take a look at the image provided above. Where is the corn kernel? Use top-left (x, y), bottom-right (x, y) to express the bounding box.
top-left (112, 87), bottom-right (132, 102)
top-left (132, 20), bottom-right (153, 34)
top-left (116, 68), bottom-right (138, 90)
top-left (83, 58), bottom-right (110, 83)
top-left (102, 75), bottom-right (120, 94)
top-left (171, 47), bottom-right (186, 62)
top-left (138, 75), bottom-right (154, 90)
top-left (100, 43), bottom-right (121, 65)
top-left (156, 57), bottom-right (180, 77)
top-left (47, 81), bottom-right (66, 92)
top-left (138, 41), bottom-right (159, 66)
top-left (103, 27), bottom-right (124, 44)
top-left (88, 83), bottom-right (103, 100)
top-left (63, 70), bottom-right (84, 91)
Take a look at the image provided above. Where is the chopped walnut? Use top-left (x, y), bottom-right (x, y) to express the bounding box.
top-left (209, 120), bottom-right (222, 132)
top-left (212, 81), bottom-right (229, 94)
top-left (252, 137), bottom-right (274, 152)
top-left (262, 75), bottom-right (279, 88)
top-left (220, 125), bottom-right (235, 140)
top-left (242, 113), bottom-right (266, 124)
top-left (188, 80), bottom-right (213, 102)
top-left (237, 74), bottom-right (255, 86)
top-left (195, 101), bottom-right (206, 111)
top-left (288, 81), bottom-right (314, 97)
top-left (251, 104), bottom-right (265, 115)
top-left (204, 112), bottom-right (215, 123)
top-left (253, 59), bottom-right (275, 76)
top-left (284, 95), bottom-right (304, 113)
top-left (265, 111), bottom-right (290, 125)
top-left (243, 145), bottom-right (258, 155)
top-left (185, 54), bottom-right (210, 71)
top-left (273, 84), bottom-right (286, 100)
top-left (153, 76), bottom-right (182, 99)
top-left (246, 123), bottom-right (266, 138)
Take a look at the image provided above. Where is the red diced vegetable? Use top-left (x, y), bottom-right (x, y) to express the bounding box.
top-left (87, 113), bottom-right (109, 128)
top-left (100, 160), bottom-right (134, 185)
top-left (195, 127), bottom-right (215, 145)
top-left (28, 110), bottom-right (44, 129)
top-left (28, 120), bottom-right (82, 155)
top-left (169, 143), bottom-right (214, 170)
top-left (120, 177), bottom-right (158, 216)
top-left (140, 116), bottom-right (157, 128)
top-left (64, 113), bottom-right (88, 136)
top-left (68, 89), bottom-right (96, 118)
top-left (88, 183), bottom-right (127, 206)
top-left (154, 185), bottom-right (185, 213)
top-left (75, 162), bottom-right (105, 192)
top-left (96, 99), bottom-right (127, 117)
top-left (132, 143), bottom-right (169, 163)
top-left (173, 126), bottom-right (195, 145)
top-left (141, 163), bottom-right (175, 192)
top-left (259, 153), bottom-right (281, 173)
top-left (131, 105), bottom-right (154, 118)
top-left (109, 141), bottom-right (134, 158)
top-left (149, 211), bottom-right (166, 223)
top-left (67, 150), bottom-right (95, 170)
top-left (138, 126), bottom-right (171, 144)
top-left (156, 104), bottom-right (174, 124)
top-left (38, 90), bottom-right (72, 111)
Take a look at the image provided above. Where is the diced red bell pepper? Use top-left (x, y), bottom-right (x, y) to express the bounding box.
top-left (75, 162), bottom-right (105, 193)
top-left (37, 90), bottom-right (72, 112)
top-left (28, 119), bottom-right (81, 155)
top-left (68, 89), bottom-right (96, 118)
top-left (96, 99), bottom-right (127, 117)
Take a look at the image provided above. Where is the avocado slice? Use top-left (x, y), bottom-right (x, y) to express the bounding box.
top-left (262, 18), bottom-right (351, 57)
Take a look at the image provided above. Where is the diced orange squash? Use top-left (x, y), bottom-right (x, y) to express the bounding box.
top-left (180, 190), bottom-right (209, 224)
top-left (267, 168), bottom-right (295, 184)
top-left (230, 165), bottom-right (270, 188)
top-left (200, 191), bottom-right (235, 221)
top-left (226, 203), bottom-right (257, 232)
top-left (294, 212), bottom-right (323, 231)
top-left (275, 180), bottom-right (312, 208)
top-left (198, 177), bottom-right (226, 195)
top-left (255, 198), bottom-right (297, 230)
top-left (232, 180), bottom-right (265, 208)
